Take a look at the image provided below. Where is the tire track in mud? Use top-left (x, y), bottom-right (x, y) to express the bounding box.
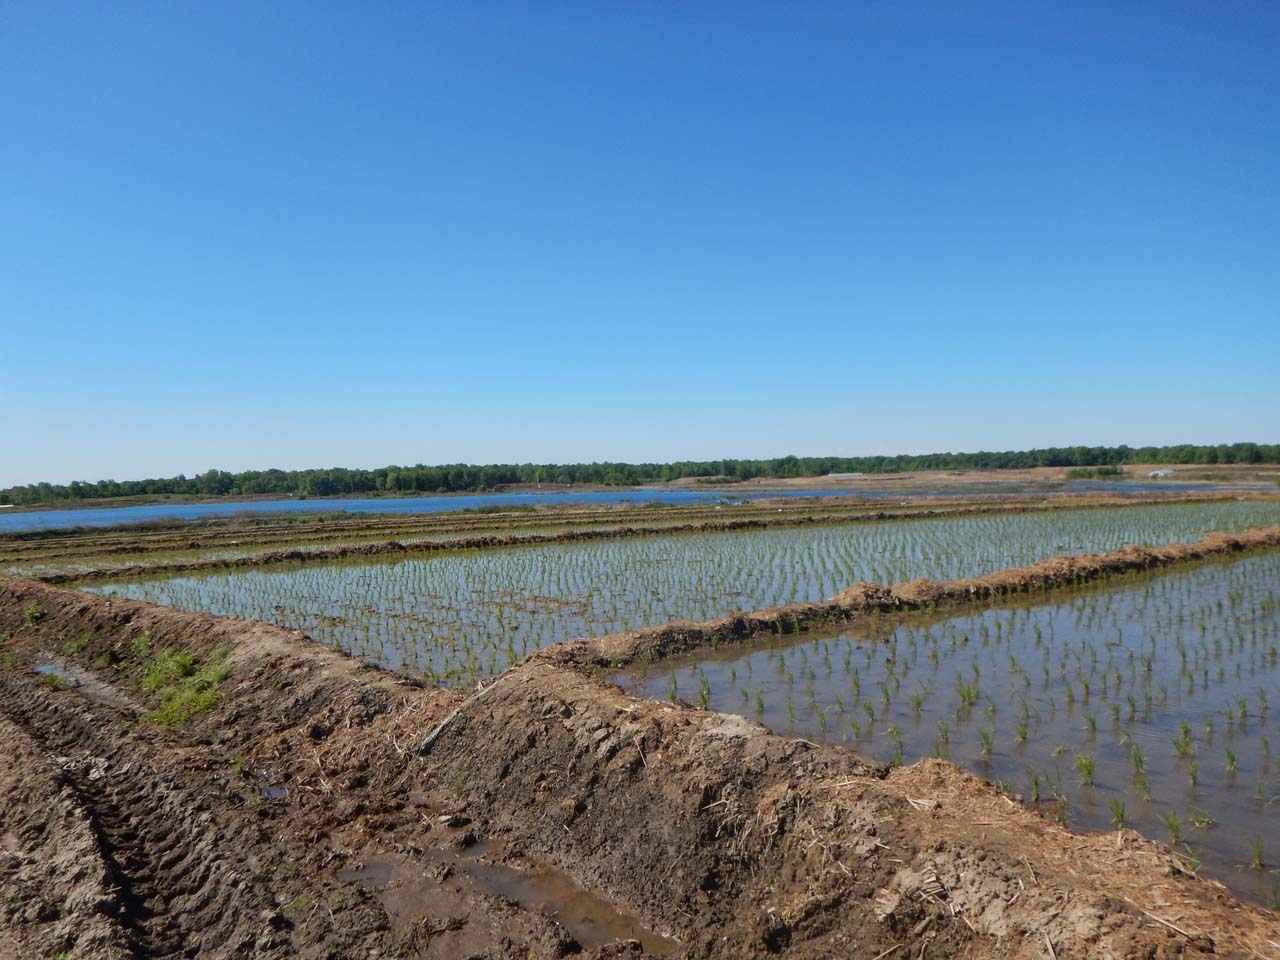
top-left (0, 674), bottom-right (263, 959)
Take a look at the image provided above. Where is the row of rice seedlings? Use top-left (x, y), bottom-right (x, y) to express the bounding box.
top-left (623, 550), bottom-right (1280, 904)
top-left (85, 500), bottom-right (1280, 685)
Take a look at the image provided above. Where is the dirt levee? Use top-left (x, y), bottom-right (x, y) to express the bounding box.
top-left (548, 526), bottom-right (1280, 669)
top-left (2, 576), bottom-right (1279, 957)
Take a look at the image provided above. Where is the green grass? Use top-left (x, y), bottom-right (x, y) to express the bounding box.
top-left (140, 644), bottom-right (232, 725)
top-left (36, 671), bottom-right (68, 690)
top-left (63, 631), bottom-right (92, 654)
top-left (141, 649), bottom-right (196, 691)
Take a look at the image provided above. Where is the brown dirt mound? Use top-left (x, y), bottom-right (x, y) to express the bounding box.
top-left (2, 572), bottom-right (1279, 958)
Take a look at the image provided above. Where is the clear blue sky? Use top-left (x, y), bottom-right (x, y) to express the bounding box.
top-left (3, 2), bottom-right (1277, 488)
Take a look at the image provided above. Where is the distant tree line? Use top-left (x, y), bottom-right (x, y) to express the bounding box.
top-left (3, 443), bottom-right (1277, 506)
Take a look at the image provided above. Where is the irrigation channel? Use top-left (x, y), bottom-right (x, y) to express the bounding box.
top-left (83, 499), bottom-right (1280, 682)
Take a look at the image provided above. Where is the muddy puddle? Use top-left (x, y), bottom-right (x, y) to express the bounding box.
top-left (338, 843), bottom-right (680, 955)
top-left (618, 550), bottom-right (1280, 905)
top-left (33, 661), bottom-right (137, 711)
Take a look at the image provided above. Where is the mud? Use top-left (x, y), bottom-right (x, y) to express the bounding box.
top-left (2, 557), bottom-right (1280, 958)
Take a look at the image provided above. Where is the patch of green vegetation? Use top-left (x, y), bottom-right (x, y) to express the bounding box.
top-left (22, 605), bottom-right (45, 628)
top-left (1, 648), bottom-right (20, 670)
top-left (36, 672), bottom-right (68, 690)
top-left (1065, 466), bottom-right (1125, 480)
top-left (131, 632), bottom-right (152, 656)
top-left (141, 649), bottom-right (196, 691)
top-left (140, 645), bottom-right (232, 726)
top-left (63, 631), bottom-right (92, 654)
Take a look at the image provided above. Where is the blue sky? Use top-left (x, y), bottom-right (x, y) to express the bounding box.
top-left (2, 2), bottom-right (1277, 487)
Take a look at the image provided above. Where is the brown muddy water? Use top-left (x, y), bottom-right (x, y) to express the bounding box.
top-left (338, 844), bottom-right (680, 955)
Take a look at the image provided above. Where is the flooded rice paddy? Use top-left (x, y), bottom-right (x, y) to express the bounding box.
top-left (85, 501), bottom-right (1280, 684)
top-left (0, 524), bottom-right (622, 580)
top-left (620, 550), bottom-right (1280, 903)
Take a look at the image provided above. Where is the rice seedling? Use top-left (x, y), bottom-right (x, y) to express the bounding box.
top-left (1249, 836), bottom-right (1265, 871)
top-left (978, 728), bottom-right (994, 756)
top-left (1110, 798), bottom-right (1125, 828)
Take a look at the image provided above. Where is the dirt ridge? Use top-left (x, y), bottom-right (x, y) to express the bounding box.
top-left (543, 526), bottom-right (1280, 669)
top-left (3, 550), bottom-right (1280, 957)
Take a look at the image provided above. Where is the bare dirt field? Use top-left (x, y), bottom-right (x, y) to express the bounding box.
top-left (4, 526), bottom-right (1280, 958)
top-left (737, 463), bottom-right (1280, 491)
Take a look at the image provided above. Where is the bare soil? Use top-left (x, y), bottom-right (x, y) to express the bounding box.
top-left (759, 463), bottom-right (1280, 490)
top-left (3, 533), bottom-right (1280, 958)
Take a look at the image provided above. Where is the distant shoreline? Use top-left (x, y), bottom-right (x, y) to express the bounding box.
top-left (4, 463), bottom-right (1277, 515)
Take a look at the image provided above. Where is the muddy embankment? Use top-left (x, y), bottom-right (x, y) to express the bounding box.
top-left (3, 536), bottom-right (1280, 958)
top-left (21, 492), bottom-right (1266, 584)
top-left (544, 527), bottom-right (1280, 670)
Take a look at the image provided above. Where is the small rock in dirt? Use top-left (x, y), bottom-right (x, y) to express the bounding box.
top-left (335, 799), bottom-right (367, 822)
top-left (594, 940), bottom-right (644, 957)
top-left (437, 813), bottom-right (471, 828)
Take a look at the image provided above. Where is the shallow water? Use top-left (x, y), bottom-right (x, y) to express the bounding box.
top-left (0, 487), bottom-right (851, 533)
top-left (616, 551), bottom-right (1280, 904)
top-left (87, 500), bottom-right (1280, 684)
top-left (339, 848), bottom-right (678, 954)
top-left (0, 478), bottom-right (1230, 532)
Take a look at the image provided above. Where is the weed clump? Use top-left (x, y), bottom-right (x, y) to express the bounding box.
top-left (64, 631), bottom-right (92, 654)
top-left (1, 634), bottom-right (20, 670)
top-left (140, 644), bottom-right (232, 725)
top-left (36, 671), bottom-right (68, 690)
